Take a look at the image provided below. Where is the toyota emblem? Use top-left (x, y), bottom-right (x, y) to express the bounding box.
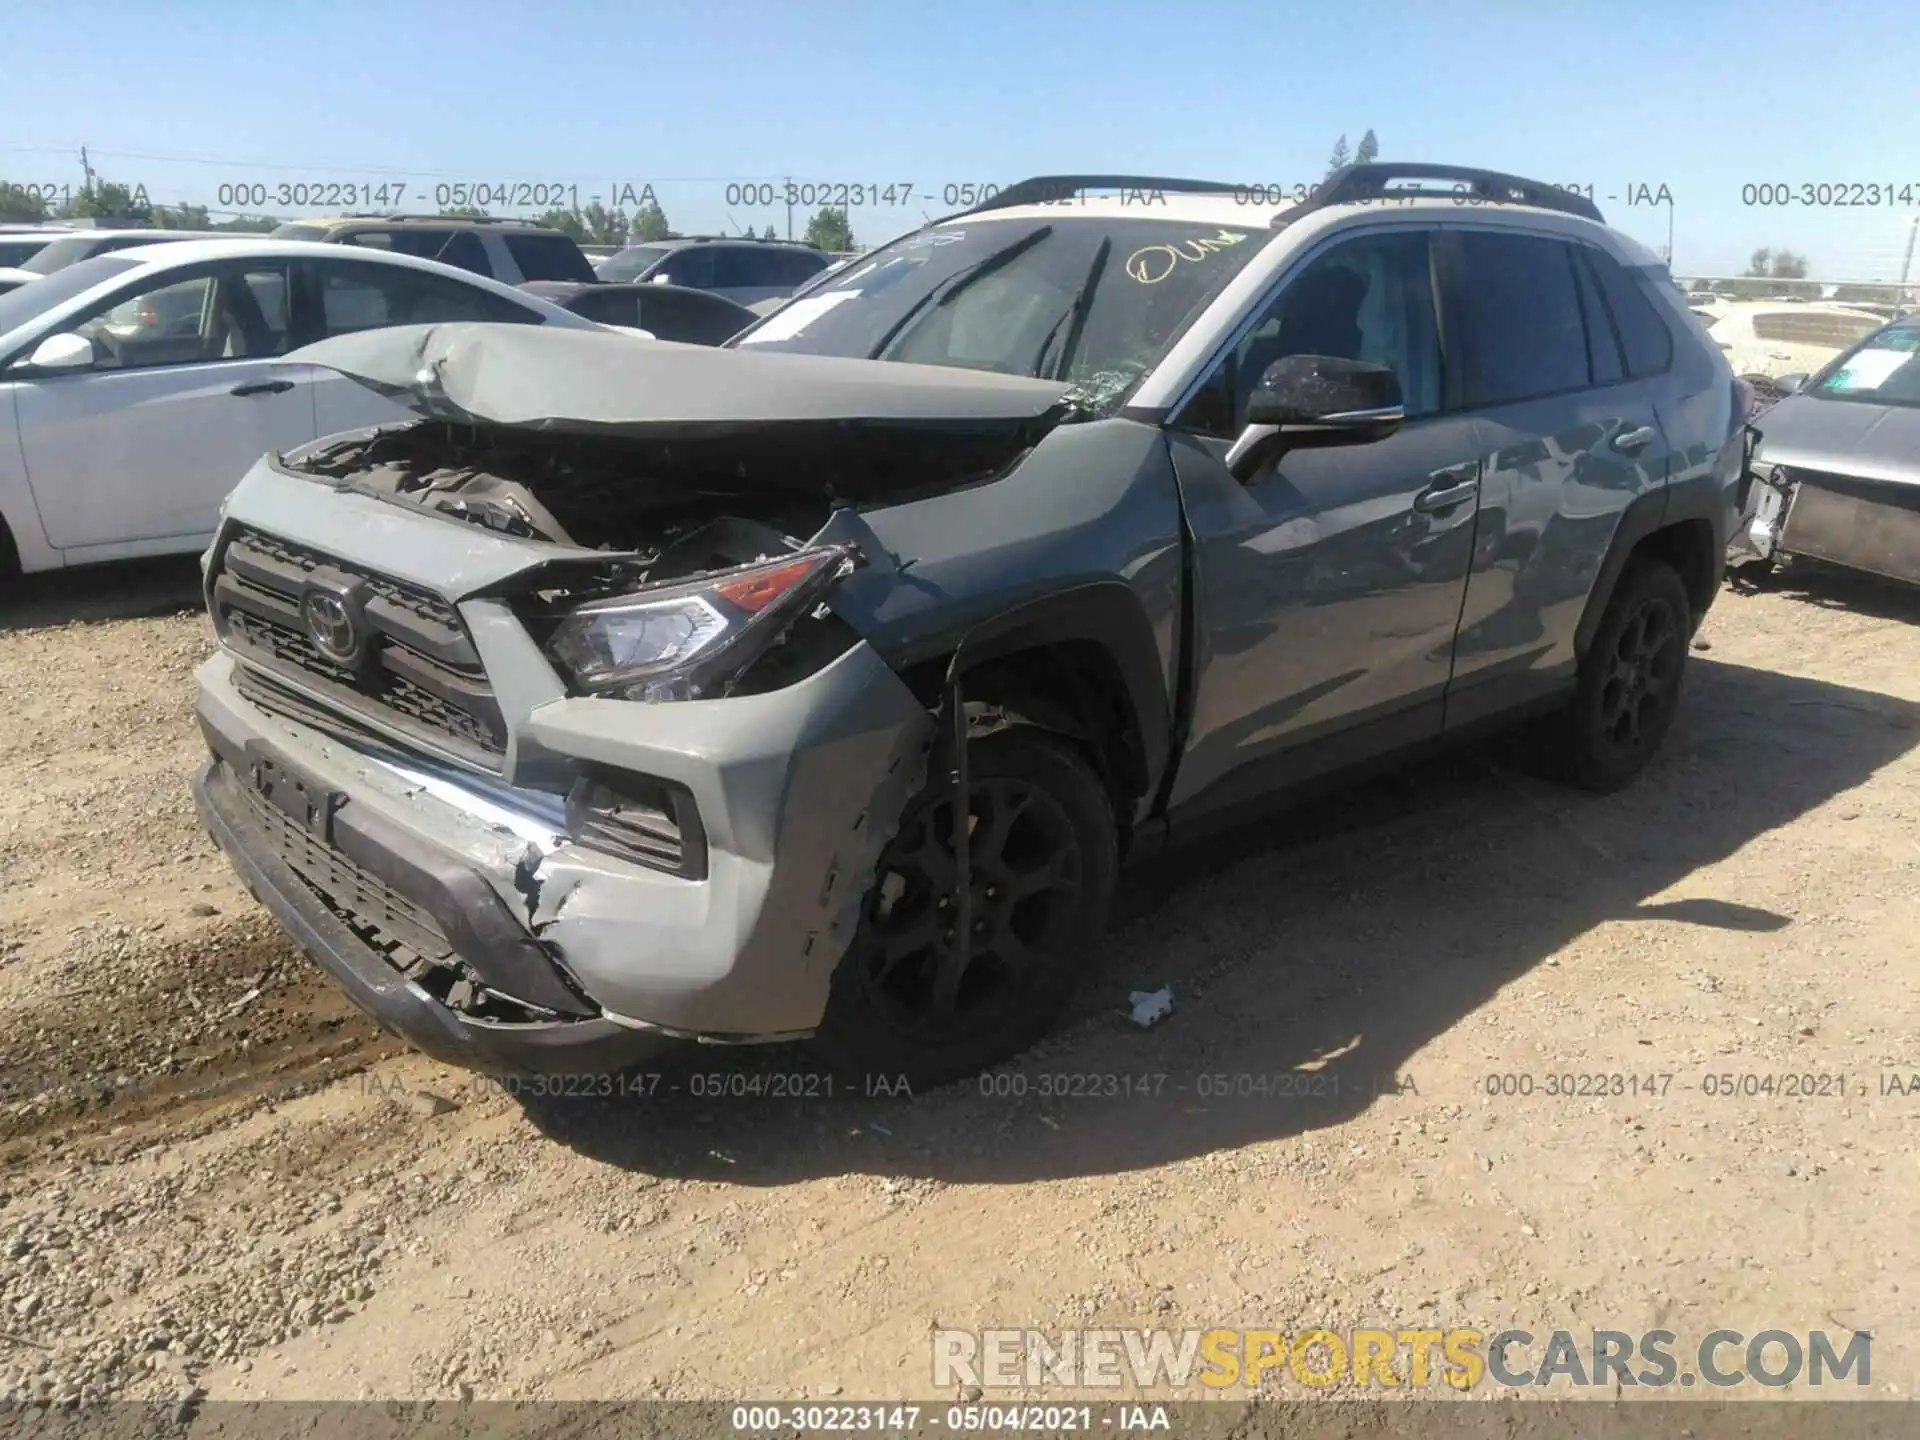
top-left (302, 590), bottom-right (359, 665)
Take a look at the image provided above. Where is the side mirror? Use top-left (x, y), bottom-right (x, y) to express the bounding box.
top-left (19, 332), bottom-right (95, 373)
top-left (1773, 372), bottom-right (1809, 395)
top-left (1227, 355), bottom-right (1404, 482)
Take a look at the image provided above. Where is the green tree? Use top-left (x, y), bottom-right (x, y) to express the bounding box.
top-left (534, 207), bottom-right (588, 242)
top-left (439, 205), bottom-right (488, 218)
top-left (580, 202), bottom-right (630, 247)
top-left (212, 214), bottom-right (281, 233)
top-left (803, 205), bottom-right (854, 252)
top-left (763, 225), bottom-right (777, 240)
top-left (154, 202), bottom-right (211, 229)
top-left (57, 177), bottom-right (152, 224)
top-left (1326, 134), bottom-right (1351, 176)
top-left (1354, 129), bottom-right (1379, 165)
top-left (631, 198), bottom-right (671, 242)
top-left (1736, 246), bottom-right (1817, 298)
top-left (0, 183), bottom-right (50, 222)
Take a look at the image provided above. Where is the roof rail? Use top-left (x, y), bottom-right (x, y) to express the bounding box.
top-left (941, 174), bottom-right (1241, 223)
top-left (1285, 163), bottom-right (1605, 225)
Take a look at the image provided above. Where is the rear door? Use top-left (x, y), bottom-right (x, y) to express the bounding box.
top-left (295, 256), bottom-right (550, 436)
top-left (11, 256), bottom-right (312, 550)
top-left (1436, 227), bottom-right (1674, 727)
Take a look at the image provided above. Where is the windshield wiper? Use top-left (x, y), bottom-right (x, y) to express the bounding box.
top-left (866, 224), bottom-right (1053, 360)
top-left (1030, 236), bottom-right (1111, 380)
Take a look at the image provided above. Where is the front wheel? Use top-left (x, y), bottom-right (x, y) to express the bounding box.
top-left (811, 726), bottom-right (1118, 1089)
top-left (1555, 558), bottom-right (1693, 792)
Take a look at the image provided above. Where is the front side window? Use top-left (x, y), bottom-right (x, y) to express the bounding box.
top-left (1179, 229), bottom-right (1441, 439)
top-left (68, 260), bottom-right (292, 370)
top-left (713, 247), bottom-right (778, 288)
top-left (652, 248), bottom-right (715, 288)
top-left (1445, 231), bottom-right (1591, 407)
top-left (735, 216), bottom-right (1276, 415)
top-left (312, 259), bottom-right (539, 337)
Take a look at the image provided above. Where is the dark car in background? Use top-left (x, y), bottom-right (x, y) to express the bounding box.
top-left (594, 236), bottom-right (831, 305)
top-left (519, 280), bottom-right (756, 345)
top-left (272, 214), bottom-right (598, 286)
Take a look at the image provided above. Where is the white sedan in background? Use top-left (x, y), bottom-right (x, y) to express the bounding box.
top-left (0, 239), bottom-right (603, 581)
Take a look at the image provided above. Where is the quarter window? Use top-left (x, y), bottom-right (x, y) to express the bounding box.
top-left (1584, 246), bottom-right (1674, 378)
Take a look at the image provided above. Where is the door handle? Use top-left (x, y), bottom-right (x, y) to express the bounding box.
top-left (1414, 464), bottom-right (1479, 513)
top-left (230, 379), bottom-right (294, 397)
top-left (1612, 424), bottom-right (1658, 453)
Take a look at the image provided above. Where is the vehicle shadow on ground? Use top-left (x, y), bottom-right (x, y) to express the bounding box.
top-left (520, 656), bottom-right (1919, 1184)
top-left (0, 556), bottom-right (203, 633)
top-left (1726, 560), bottom-right (1920, 624)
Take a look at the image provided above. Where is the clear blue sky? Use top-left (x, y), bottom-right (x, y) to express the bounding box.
top-left (4, 0), bottom-right (1915, 279)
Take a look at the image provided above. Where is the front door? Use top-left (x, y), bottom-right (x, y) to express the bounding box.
top-left (11, 258), bottom-right (312, 550)
top-left (1162, 226), bottom-right (1484, 818)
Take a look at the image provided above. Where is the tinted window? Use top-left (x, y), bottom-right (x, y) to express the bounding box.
top-left (503, 231), bottom-right (595, 283)
top-left (1585, 248), bottom-right (1674, 378)
top-left (773, 250), bottom-right (829, 286)
top-left (67, 260), bottom-right (292, 370)
top-left (0, 255), bottom-right (139, 340)
top-left (713, 247), bottom-right (778, 288)
top-left (653, 248), bottom-right (715, 288)
top-left (568, 288), bottom-right (643, 327)
top-left (1447, 231), bottom-right (1590, 406)
top-left (594, 244), bottom-right (674, 282)
top-left (1570, 247), bottom-right (1624, 385)
top-left (312, 259), bottom-right (539, 336)
top-left (273, 223), bottom-right (328, 241)
top-left (0, 238), bottom-right (52, 267)
top-left (636, 288), bottom-right (752, 345)
top-left (1180, 229), bottom-right (1442, 438)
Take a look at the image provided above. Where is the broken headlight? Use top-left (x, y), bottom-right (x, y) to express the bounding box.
top-left (545, 545), bottom-right (856, 701)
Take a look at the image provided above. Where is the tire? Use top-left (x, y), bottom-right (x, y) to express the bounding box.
top-left (811, 725), bottom-right (1119, 1089)
top-left (1555, 558), bottom-right (1693, 792)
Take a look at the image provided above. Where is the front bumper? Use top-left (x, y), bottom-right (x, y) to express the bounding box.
top-left (195, 756), bottom-right (667, 1076)
top-left (192, 639), bottom-right (934, 1075)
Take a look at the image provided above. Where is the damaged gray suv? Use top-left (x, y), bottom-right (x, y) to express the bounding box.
top-left (193, 166), bottom-right (1743, 1086)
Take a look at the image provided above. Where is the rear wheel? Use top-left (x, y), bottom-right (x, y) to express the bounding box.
top-left (812, 726), bottom-right (1118, 1088)
top-left (1556, 558), bottom-right (1692, 792)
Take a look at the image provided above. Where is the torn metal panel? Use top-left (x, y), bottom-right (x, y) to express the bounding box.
top-left (523, 640), bottom-right (935, 1035)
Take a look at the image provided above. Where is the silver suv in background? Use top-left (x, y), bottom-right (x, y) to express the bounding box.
top-left (271, 214), bottom-right (599, 286)
top-left (594, 236), bottom-right (832, 305)
top-left (192, 165), bottom-right (1742, 1087)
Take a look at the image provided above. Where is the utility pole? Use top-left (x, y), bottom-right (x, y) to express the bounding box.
top-left (79, 144), bottom-right (94, 194)
top-left (785, 177), bottom-right (793, 242)
top-left (1901, 214), bottom-right (1918, 286)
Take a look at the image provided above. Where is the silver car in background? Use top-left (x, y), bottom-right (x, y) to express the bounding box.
top-left (1732, 316), bottom-right (1920, 588)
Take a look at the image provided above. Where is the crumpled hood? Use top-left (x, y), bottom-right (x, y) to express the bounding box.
top-left (287, 322), bottom-right (1074, 436)
top-left (1756, 392), bottom-right (1920, 488)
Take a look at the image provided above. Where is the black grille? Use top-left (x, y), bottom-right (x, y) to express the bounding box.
top-left (212, 527), bottom-right (507, 769)
top-left (234, 771), bottom-right (451, 964)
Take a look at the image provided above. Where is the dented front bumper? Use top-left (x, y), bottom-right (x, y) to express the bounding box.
top-left (193, 643), bottom-right (932, 1076)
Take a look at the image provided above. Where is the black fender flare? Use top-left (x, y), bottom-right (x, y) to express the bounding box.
top-left (1573, 473), bottom-right (1728, 659)
top-left (941, 580), bottom-right (1174, 805)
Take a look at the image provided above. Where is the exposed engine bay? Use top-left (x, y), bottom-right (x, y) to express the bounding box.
top-left (284, 414), bottom-right (1052, 573)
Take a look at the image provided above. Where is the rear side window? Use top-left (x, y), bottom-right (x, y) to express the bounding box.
top-left (1444, 231), bottom-right (1591, 407)
top-left (1585, 248), bottom-right (1674, 377)
top-left (653, 247), bottom-right (715, 288)
top-left (636, 288), bottom-right (751, 345)
top-left (503, 231), bottom-right (595, 283)
top-left (569, 288), bottom-right (643, 327)
top-left (310, 259), bottom-right (541, 337)
top-left (713, 248), bottom-right (777, 287)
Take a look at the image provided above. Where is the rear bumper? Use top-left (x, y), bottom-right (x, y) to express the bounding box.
top-left (195, 756), bottom-right (667, 1077)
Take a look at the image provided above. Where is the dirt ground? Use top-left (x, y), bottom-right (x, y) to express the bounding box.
top-left (2, 554), bottom-right (1917, 1410)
